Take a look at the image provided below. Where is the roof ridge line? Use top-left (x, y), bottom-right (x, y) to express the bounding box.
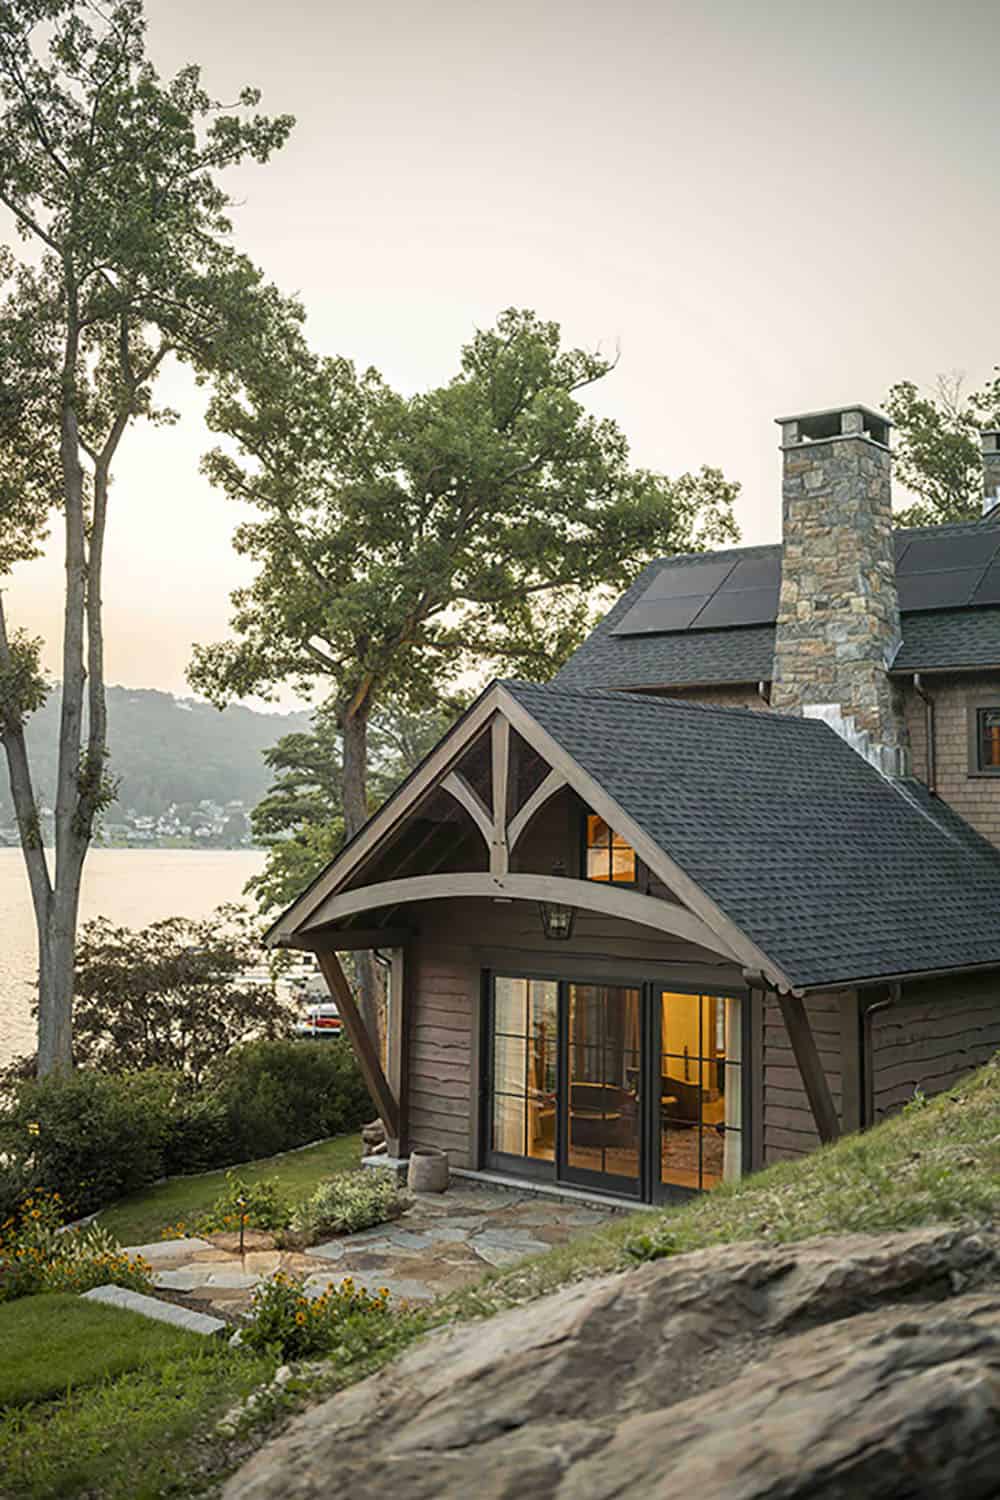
top-left (505, 679), bottom-right (835, 731)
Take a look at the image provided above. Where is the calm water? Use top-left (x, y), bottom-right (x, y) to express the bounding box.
top-left (0, 848), bottom-right (266, 1066)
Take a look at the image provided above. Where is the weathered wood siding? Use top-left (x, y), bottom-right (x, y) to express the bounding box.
top-left (405, 936), bottom-right (478, 1165)
top-left (762, 993), bottom-right (845, 1164)
top-left (870, 974), bottom-right (1000, 1121)
top-left (404, 893), bottom-right (746, 1167)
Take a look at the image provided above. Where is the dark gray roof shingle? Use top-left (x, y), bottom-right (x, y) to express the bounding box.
top-left (506, 680), bottom-right (1000, 989)
top-left (892, 607), bottom-right (1000, 672)
top-left (556, 522), bottom-right (1000, 691)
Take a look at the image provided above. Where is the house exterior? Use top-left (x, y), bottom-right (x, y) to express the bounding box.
top-left (269, 403), bottom-right (1000, 1205)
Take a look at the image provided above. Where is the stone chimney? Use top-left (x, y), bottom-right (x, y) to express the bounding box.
top-left (771, 405), bottom-right (908, 774)
top-left (981, 431), bottom-right (1000, 518)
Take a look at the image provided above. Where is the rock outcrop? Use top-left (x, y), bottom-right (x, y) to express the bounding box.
top-left (225, 1225), bottom-right (1000, 1499)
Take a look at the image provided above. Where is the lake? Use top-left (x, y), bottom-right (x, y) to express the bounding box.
top-left (0, 847), bottom-right (266, 1067)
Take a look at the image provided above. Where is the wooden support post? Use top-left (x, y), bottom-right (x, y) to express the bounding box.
top-left (386, 947), bottom-right (409, 1157)
top-left (776, 993), bottom-right (840, 1145)
top-left (316, 950), bottom-right (400, 1140)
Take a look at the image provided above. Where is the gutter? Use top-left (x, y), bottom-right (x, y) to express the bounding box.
top-left (912, 673), bottom-right (937, 794)
top-left (796, 956), bottom-right (1000, 996)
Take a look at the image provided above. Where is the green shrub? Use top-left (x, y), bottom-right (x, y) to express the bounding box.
top-left (161, 1088), bottom-right (234, 1177)
top-left (0, 1068), bottom-right (180, 1217)
top-left (0, 1039), bottom-right (370, 1222)
top-left (184, 1171), bottom-right (290, 1236)
top-left (241, 1269), bottom-right (393, 1360)
top-left (211, 1039), bottom-right (370, 1161)
top-left (291, 1169), bottom-right (408, 1241)
top-left (0, 1191), bottom-right (152, 1303)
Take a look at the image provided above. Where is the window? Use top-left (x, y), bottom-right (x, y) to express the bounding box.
top-left (658, 991), bottom-right (742, 1191)
top-left (490, 977), bottom-right (558, 1163)
top-left (975, 707), bottom-right (1000, 773)
top-left (585, 814), bottom-right (636, 883)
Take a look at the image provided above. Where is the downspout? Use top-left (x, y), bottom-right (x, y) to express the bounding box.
top-left (859, 983), bottom-right (899, 1130)
top-left (912, 674), bottom-right (936, 794)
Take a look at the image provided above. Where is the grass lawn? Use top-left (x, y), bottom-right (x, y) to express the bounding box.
top-left (0, 1327), bottom-right (273, 1500)
top-left (96, 1132), bottom-right (362, 1245)
top-left (0, 1293), bottom-right (209, 1408)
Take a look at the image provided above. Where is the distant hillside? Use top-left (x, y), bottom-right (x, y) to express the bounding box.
top-left (0, 686), bottom-right (311, 822)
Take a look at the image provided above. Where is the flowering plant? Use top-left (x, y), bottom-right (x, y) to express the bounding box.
top-left (241, 1269), bottom-right (393, 1360)
top-left (160, 1171), bottom-right (290, 1240)
top-left (0, 1190), bottom-right (152, 1303)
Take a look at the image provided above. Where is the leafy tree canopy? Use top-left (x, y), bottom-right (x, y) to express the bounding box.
top-left (885, 374), bottom-right (999, 527)
top-left (73, 905), bottom-right (294, 1084)
top-left (191, 307), bottom-right (741, 846)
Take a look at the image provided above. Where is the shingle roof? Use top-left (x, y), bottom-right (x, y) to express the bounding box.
top-left (505, 680), bottom-right (1000, 990)
top-left (556, 522), bottom-right (1000, 691)
top-left (892, 607), bottom-right (1000, 672)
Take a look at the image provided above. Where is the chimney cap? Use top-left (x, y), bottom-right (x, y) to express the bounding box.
top-left (776, 404), bottom-right (891, 450)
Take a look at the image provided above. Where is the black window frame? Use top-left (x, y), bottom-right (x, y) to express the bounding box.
top-left (967, 702), bottom-right (1000, 777)
top-left (581, 811), bottom-right (641, 887)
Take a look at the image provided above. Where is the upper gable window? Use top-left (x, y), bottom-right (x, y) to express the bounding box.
top-left (975, 707), bottom-right (1000, 774)
top-left (585, 814), bottom-right (636, 884)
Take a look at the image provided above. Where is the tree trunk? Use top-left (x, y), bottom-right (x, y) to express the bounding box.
top-left (37, 891), bottom-right (80, 1074)
top-left (339, 699), bottom-right (386, 1056)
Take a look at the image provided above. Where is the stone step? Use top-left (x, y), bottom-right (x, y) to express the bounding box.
top-left (81, 1284), bottom-right (227, 1337)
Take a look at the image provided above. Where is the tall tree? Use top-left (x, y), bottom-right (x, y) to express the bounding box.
top-left (190, 308), bottom-right (740, 1034)
top-left (0, 0), bottom-right (294, 1073)
top-left (884, 376), bottom-right (984, 526)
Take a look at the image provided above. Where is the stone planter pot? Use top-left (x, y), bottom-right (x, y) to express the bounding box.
top-left (407, 1147), bottom-right (450, 1193)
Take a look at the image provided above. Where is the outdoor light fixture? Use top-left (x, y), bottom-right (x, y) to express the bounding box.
top-left (538, 861), bottom-right (575, 941)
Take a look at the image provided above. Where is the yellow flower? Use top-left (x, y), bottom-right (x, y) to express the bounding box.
top-left (295, 1311), bottom-right (306, 1326)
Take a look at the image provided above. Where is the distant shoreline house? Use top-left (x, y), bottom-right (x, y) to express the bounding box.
top-left (268, 404), bottom-right (1000, 1205)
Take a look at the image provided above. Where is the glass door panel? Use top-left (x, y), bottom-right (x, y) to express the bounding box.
top-left (658, 990), bottom-right (742, 1194)
top-left (564, 983), bottom-right (641, 1193)
top-left (488, 976), bottom-right (558, 1171)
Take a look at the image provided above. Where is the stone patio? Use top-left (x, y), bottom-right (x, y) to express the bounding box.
top-left (127, 1185), bottom-right (616, 1319)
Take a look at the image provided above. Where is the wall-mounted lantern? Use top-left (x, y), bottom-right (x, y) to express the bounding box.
top-left (538, 862), bottom-right (576, 941)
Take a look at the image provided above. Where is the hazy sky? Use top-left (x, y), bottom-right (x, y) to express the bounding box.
top-left (5, 0), bottom-right (999, 707)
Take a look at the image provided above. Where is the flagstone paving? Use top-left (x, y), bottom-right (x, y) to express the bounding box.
top-left (128, 1188), bottom-right (616, 1318)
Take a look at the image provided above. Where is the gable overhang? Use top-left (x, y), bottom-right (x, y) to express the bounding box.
top-left (266, 681), bottom-right (801, 994)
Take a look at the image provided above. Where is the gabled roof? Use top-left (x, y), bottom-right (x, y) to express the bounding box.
top-left (556, 521), bottom-right (1000, 692)
top-left (271, 675), bottom-right (1000, 993)
top-left (505, 681), bottom-right (1000, 990)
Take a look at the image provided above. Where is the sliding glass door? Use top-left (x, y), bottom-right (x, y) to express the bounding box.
top-left (484, 973), bottom-right (745, 1200)
top-left (562, 983), bottom-right (642, 1196)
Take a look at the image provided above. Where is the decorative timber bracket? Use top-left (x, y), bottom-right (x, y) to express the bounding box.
top-left (441, 714), bottom-right (566, 878)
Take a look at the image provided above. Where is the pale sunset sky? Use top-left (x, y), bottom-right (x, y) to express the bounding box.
top-left (5, 0), bottom-right (999, 707)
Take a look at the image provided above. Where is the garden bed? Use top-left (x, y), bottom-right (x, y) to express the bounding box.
top-left (96, 1133), bottom-right (363, 1245)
